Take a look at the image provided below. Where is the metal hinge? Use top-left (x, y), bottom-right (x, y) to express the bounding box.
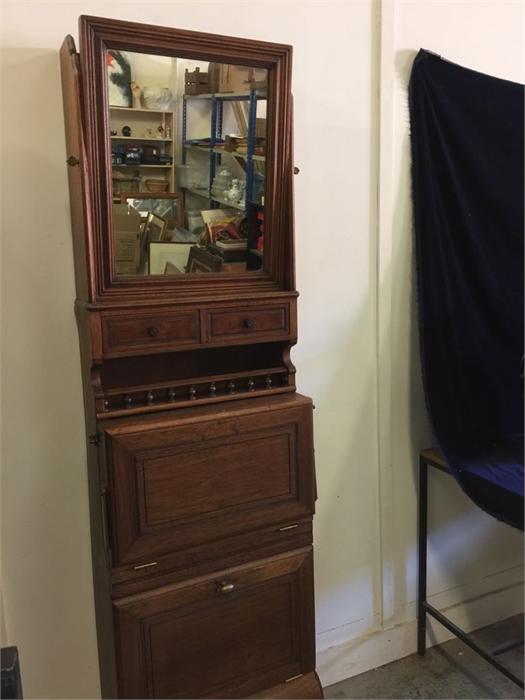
top-left (100, 487), bottom-right (112, 569)
top-left (88, 432), bottom-right (101, 446)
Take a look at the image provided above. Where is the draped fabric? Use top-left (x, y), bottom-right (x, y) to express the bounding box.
top-left (409, 50), bottom-right (524, 529)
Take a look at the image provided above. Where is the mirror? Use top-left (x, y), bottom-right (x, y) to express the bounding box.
top-left (107, 49), bottom-right (268, 277)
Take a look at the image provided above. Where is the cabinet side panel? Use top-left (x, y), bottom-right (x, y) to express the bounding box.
top-left (59, 35), bottom-right (95, 303)
top-left (75, 311), bottom-right (119, 698)
top-left (61, 36), bottom-right (119, 697)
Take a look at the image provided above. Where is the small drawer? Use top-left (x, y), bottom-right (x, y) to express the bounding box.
top-left (207, 304), bottom-right (290, 343)
top-left (101, 311), bottom-right (199, 356)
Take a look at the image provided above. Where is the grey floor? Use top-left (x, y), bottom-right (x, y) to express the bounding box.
top-left (325, 615), bottom-right (524, 699)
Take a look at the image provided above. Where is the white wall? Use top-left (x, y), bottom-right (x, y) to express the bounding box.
top-left (384, 0), bottom-right (524, 620)
top-left (318, 0), bottom-right (524, 684)
top-left (1, 1), bottom-right (522, 698)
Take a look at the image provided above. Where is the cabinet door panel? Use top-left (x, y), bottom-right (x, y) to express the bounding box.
top-left (104, 399), bottom-right (315, 567)
top-left (143, 431), bottom-right (291, 525)
top-left (114, 549), bottom-right (315, 698)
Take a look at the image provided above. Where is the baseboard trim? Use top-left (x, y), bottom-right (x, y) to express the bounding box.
top-left (317, 579), bottom-right (524, 688)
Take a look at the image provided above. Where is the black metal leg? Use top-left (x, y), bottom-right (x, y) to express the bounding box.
top-left (415, 451), bottom-right (524, 688)
top-left (425, 603), bottom-right (524, 689)
top-left (417, 456), bottom-right (428, 656)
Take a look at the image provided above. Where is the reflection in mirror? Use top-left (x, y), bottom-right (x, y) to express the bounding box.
top-left (107, 49), bottom-right (268, 277)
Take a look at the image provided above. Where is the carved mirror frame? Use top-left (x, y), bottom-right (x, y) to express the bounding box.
top-left (79, 15), bottom-right (295, 303)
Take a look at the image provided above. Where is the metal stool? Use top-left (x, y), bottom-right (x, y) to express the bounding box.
top-left (417, 448), bottom-right (524, 689)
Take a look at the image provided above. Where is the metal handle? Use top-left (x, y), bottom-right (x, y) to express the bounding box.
top-left (100, 488), bottom-right (109, 551)
top-left (133, 561), bottom-right (158, 571)
top-left (216, 580), bottom-right (235, 594)
top-left (148, 325), bottom-right (160, 337)
top-left (243, 319), bottom-right (256, 330)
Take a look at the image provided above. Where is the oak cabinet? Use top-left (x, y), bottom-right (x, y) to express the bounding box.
top-left (60, 15), bottom-right (321, 699)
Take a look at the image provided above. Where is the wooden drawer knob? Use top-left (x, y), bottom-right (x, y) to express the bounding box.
top-left (216, 580), bottom-right (235, 594)
top-left (243, 319), bottom-right (257, 330)
top-left (148, 325), bottom-right (160, 337)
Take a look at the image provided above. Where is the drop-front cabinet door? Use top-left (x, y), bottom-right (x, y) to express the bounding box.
top-left (102, 395), bottom-right (316, 570)
top-left (114, 548), bottom-right (315, 699)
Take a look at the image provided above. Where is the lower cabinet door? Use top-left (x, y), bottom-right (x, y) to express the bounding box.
top-left (113, 548), bottom-right (315, 699)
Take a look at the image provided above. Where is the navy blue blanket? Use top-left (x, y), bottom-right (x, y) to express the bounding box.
top-left (409, 50), bottom-right (524, 530)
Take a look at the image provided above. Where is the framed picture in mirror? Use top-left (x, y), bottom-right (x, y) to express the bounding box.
top-left (120, 193), bottom-right (184, 229)
top-left (140, 213), bottom-right (167, 269)
top-left (148, 241), bottom-right (193, 274)
top-left (143, 212), bottom-right (167, 243)
top-left (186, 245), bottom-right (224, 273)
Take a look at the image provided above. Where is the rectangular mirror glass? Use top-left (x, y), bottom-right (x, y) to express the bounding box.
top-left (107, 49), bottom-right (268, 277)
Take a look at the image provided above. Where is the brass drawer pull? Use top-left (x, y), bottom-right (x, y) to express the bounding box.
top-left (133, 561), bottom-right (158, 570)
top-left (243, 318), bottom-right (257, 330)
top-left (216, 580), bottom-right (235, 594)
top-left (148, 325), bottom-right (160, 337)
top-left (279, 523), bottom-right (299, 532)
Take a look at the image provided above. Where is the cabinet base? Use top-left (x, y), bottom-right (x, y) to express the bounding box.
top-left (250, 671), bottom-right (323, 699)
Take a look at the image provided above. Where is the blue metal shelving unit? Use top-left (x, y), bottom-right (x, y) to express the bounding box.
top-left (244, 89), bottom-right (258, 210)
top-left (181, 90), bottom-right (265, 214)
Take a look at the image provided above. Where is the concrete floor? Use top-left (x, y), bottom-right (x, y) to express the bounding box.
top-left (325, 615), bottom-right (524, 699)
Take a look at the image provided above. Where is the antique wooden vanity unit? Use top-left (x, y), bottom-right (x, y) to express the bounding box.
top-left (61, 16), bottom-right (321, 699)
